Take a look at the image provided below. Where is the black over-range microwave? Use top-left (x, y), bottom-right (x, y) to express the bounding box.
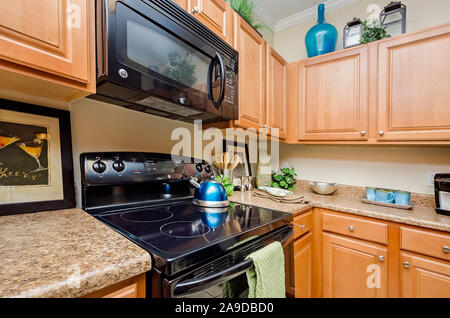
top-left (92, 0), bottom-right (238, 123)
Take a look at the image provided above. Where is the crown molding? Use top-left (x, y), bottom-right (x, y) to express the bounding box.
top-left (253, 3), bottom-right (277, 31)
top-left (274, 0), bottom-right (361, 32)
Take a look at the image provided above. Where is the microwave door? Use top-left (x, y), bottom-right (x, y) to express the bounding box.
top-left (207, 52), bottom-right (226, 110)
top-left (111, 1), bottom-right (219, 116)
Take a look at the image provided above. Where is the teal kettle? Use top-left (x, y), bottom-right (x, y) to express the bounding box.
top-left (305, 4), bottom-right (338, 57)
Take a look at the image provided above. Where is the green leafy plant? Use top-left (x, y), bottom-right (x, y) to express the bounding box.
top-left (162, 51), bottom-right (197, 86)
top-left (227, 0), bottom-right (266, 31)
top-left (360, 20), bottom-right (390, 44)
top-left (272, 168), bottom-right (297, 191)
top-left (215, 175), bottom-right (234, 196)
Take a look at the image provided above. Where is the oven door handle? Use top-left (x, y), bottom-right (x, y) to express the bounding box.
top-left (172, 226), bottom-right (293, 297)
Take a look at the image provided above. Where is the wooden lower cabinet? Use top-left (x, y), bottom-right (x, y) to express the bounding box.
top-left (294, 232), bottom-right (313, 298)
top-left (83, 273), bottom-right (146, 298)
top-left (322, 232), bottom-right (387, 298)
top-left (400, 252), bottom-right (450, 298)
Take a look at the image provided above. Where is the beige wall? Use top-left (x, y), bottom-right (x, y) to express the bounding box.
top-left (273, 0), bottom-right (450, 62)
top-left (70, 98), bottom-right (194, 206)
top-left (274, 0), bottom-right (450, 195)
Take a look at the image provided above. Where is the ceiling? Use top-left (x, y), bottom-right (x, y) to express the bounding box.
top-left (253, 0), bottom-right (360, 32)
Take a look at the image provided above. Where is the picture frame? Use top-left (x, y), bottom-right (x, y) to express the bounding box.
top-left (0, 99), bottom-right (75, 216)
top-left (223, 140), bottom-right (252, 178)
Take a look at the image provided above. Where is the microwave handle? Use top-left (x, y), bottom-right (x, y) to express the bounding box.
top-left (172, 226), bottom-right (293, 297)
top-left (207, 52), bottom-right (226, 109)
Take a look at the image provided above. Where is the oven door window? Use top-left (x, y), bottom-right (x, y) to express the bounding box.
top-left (114, 2), bottom-right (219, 113)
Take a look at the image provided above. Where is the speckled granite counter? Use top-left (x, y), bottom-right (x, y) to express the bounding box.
top-left (230, 191), bottom-right (450, 233)
top-left (0, 208), bottom-right (152, 298)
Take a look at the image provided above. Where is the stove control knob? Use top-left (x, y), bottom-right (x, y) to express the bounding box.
top-left (196, 163), bottom-right (203, 173)
top-left (92, 161), bottom-right (107, 174)
top-left (112, 160), bottom-right (125, 172)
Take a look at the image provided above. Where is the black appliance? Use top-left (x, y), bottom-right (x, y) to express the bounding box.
top-left (80, 152), bottom-right (293, 298)
top-left (92, 0), bottom-right (238, 124)
top-left (435, 173), bottom-right (450, 216)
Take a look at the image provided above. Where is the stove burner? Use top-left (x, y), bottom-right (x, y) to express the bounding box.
top-left (160, 221), bottom-right (210, 238)
top-left (120, 209), bottom-right (173, 223)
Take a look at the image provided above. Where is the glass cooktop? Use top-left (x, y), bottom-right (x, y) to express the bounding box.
top-left (96, 201), bottom-right (292, 275)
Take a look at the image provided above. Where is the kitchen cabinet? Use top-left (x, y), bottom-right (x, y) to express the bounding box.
top-left (400, 252), bottom-right (450, 298)
top-left (173, 0), bottom-right (188, 11)
top-left (322, 232), bottom-right (387, 298)
top-left (0, 0), bottom-right (95, 101)
top-left (266, 45), bottom-right (288, 139)
top-left (188, 0), bottom-right (233, 45)
top-left (376, 23), bottom-right (450, 141)
top-left (294, 232), bottom-right (313, 298)
top-left (83, 273), bottom-right (146, 298)
top-left (233, 13), bottom-right (266, 130)
top-left (296, 46), bottom-right (369, 141)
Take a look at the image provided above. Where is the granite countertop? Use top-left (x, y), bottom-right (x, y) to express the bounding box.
top-left (230, 190), bottom-right (450, 233)
top-left (0, 208), bottom-right (152, 298)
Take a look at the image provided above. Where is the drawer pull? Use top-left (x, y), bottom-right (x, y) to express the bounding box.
top-left (378, 255), bottom-right (385, 262)
top-left (348, 225), bottom-right (355, 232)
top-left (444, 246), bottom-right (450, 254)
top-left (403, 261), bottom-right (410, 269)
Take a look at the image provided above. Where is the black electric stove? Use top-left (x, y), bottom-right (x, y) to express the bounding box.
top-left (81, 152), bottom-right (293, 298)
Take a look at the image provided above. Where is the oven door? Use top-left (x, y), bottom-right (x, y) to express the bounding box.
top-left (165, 225), bottom-right (294, 298)
top-left (106, 0), bottom-right (235, 119)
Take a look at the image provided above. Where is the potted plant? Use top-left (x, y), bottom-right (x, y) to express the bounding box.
top-left (360, 19), bottom-right (390, 44)
top-left (227, 0), bottom-right (266, 34)
top-left (272, 167), bottom-right (297, 191)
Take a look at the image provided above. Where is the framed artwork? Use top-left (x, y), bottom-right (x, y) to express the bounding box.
top-left (223, 140), bottom-right (252, 178)
top-left (0, 99), bottom-right (75, 216)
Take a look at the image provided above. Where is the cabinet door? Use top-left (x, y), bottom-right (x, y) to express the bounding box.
top-left (322, 233), bottom-right (387, 298)
top-left (189, 0), bottom-right (232, 45)
top-left (233, 13), bottom-right (266, 130)
top-left (0, 0), bottom-right (91, 83)
top-left (377, 24), bottom-right (450, 141)
top-left (298, 47), bottom-right (369, 141)
top-left (173, 0), bottom-right (188, 11)
top-left (266, 45), bottom-right (288, 139)
top-left (400, 252), bottom-right (450, 298)
top-left (294, 232), bottom-right (313, 298)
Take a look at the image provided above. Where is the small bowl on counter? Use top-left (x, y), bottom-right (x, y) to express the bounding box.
top-left (309, 181), bottom-right (337, 195)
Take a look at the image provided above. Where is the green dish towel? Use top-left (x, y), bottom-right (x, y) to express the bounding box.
top-left (246, 241), bottom-right (286, 298)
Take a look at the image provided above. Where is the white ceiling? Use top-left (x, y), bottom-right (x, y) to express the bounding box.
top-left (253, 0), bottom-right (361, 32)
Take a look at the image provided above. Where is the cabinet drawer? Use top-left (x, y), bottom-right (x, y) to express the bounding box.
top-left (322, 211), bottom-right (388, 244)
top-left (293, 211), bottom-right (312, 239)
top-left (401, 227), bottom-right (450, 261)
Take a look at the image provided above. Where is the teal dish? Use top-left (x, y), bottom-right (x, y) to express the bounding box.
top-left (394, 191), bottom-right (411, 206)
top-left (366, 187), bottom-right (376, 201)
top-left (305, 4), bottom-right (338, 57)
top-left (375, 189), bottom-right (395, 203)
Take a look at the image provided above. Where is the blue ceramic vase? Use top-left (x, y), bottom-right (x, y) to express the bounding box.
top-left (305, 4), bottom-right (338, 57)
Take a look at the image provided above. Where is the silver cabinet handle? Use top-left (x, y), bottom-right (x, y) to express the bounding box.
top-left (378, 255), bottom-right (385, 262)
top-left (378, 130), bottom-right (384, 136)
top-left (443, 246), bottom-right (450, 254)
top-left (403, 261), bottom-right (410, 269)
top-left (360, 130), bottom-right (366, 136)
top-left (294, 224), bottom-right (306, 229)
top-left (349, 225), bottom-right (355, 232)
top-left (192, 6), bottom-right (200, 14)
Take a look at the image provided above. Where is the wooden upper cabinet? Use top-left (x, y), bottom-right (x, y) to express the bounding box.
top-left (172, 0), bottom-right (188, 11)
top-left (322, 233), bottom-right (387, 298)
top-left (233, 13), bottom-right (266, 130)
top-left (188, 0), bottom-right (232, 45)
top-left (0, 0), bottom-right (95, 101)
top-left (294, 232), bottom-right (313, 298)
top-left (298, 46), bottom-right (369, 141)
top-left (266, 45), bottom-right (288, 139)
top-left (377, 23), bottom-right (450, 141)
top-left (400, 252), bottom-right (450, 298)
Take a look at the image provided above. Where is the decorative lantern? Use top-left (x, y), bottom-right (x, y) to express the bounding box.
top-left (343, 17), bottom-right (363, 48)
top-left (380, 1), bottom-right (407, 36)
